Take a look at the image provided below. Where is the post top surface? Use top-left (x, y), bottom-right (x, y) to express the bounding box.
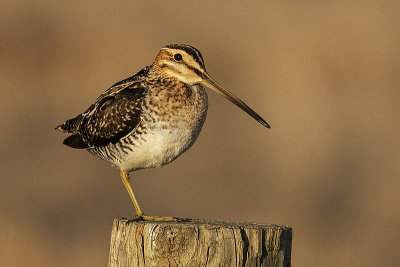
top-left (115, 218), bottom-right (292, 231)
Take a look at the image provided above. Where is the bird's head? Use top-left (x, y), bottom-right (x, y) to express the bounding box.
top-left (153, 44), bottom-right (270, 128)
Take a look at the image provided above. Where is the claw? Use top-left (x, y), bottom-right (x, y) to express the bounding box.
top-left (133, 214), bottom-right (176, 222)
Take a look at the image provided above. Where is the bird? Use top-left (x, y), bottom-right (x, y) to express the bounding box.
top-left (56, 44), bottom-right (270, 221)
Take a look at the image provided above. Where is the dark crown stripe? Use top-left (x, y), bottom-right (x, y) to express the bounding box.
top-left (165, 44), bottom-right (205, 70)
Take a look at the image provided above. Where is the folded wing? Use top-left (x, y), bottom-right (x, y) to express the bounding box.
top-left (60, 82), bottom-right (147, 149)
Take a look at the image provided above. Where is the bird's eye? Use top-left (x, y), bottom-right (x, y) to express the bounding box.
top-left (173, 53), bottom-right (182, 62)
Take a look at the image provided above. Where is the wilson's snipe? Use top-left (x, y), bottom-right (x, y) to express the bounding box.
top-left (56, 44), bottom-right (270, 221)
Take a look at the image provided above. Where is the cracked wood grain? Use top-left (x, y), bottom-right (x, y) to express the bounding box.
top-left (108, 219), bottom-right (292, 267)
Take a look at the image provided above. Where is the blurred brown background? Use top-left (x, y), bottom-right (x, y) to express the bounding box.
top-left (1, 1), bottom-right (399, 266)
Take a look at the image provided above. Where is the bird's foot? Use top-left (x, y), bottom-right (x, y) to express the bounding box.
top-left (134, 213), bottom-right (176, 222)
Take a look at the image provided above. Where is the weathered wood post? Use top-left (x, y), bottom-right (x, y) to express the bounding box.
top-left (109, 219), bottom-right (292, 267)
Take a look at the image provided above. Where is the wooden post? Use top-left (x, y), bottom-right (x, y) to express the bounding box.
top-left (109, 219), bottom-right (292, 267)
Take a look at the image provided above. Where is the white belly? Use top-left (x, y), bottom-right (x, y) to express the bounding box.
top-left (118, 126), bottom-right (201, 171)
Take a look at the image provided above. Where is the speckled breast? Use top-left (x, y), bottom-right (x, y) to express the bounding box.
top-left (90, 84), bottom-right (208, 172)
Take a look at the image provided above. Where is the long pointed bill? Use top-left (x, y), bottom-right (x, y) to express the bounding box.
top-left (200, 72), bottom-right (270, 128)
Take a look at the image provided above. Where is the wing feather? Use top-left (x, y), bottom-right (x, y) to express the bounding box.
top-left (80, 86), bottom-right (146, 147)
top-left (57, 68), bottom-right (150, 149)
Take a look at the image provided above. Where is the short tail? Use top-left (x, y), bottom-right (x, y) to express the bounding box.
top-left (56, 114), bottom-right (89, 149)
top-left (63, 134), bottom-right (89, 149)
top-left (55, 114), bottom-right (83, 133)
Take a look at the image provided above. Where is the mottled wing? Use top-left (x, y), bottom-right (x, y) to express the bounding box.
top-left (80, 85), bottom-right (147, 147)
top-left (58, 67), bottom-right (151, 149)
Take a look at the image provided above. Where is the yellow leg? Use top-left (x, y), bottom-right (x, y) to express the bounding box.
top-left (120, 171), bottom-right (175, 222)
top-left (120, 171), bottom-right (144, 216)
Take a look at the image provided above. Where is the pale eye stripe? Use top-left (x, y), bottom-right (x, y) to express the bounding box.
top-left (162, 45), bottom-right (205, 70)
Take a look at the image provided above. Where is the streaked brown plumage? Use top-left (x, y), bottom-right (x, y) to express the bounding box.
top-left (56, 44), bottom-right (270, 221)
